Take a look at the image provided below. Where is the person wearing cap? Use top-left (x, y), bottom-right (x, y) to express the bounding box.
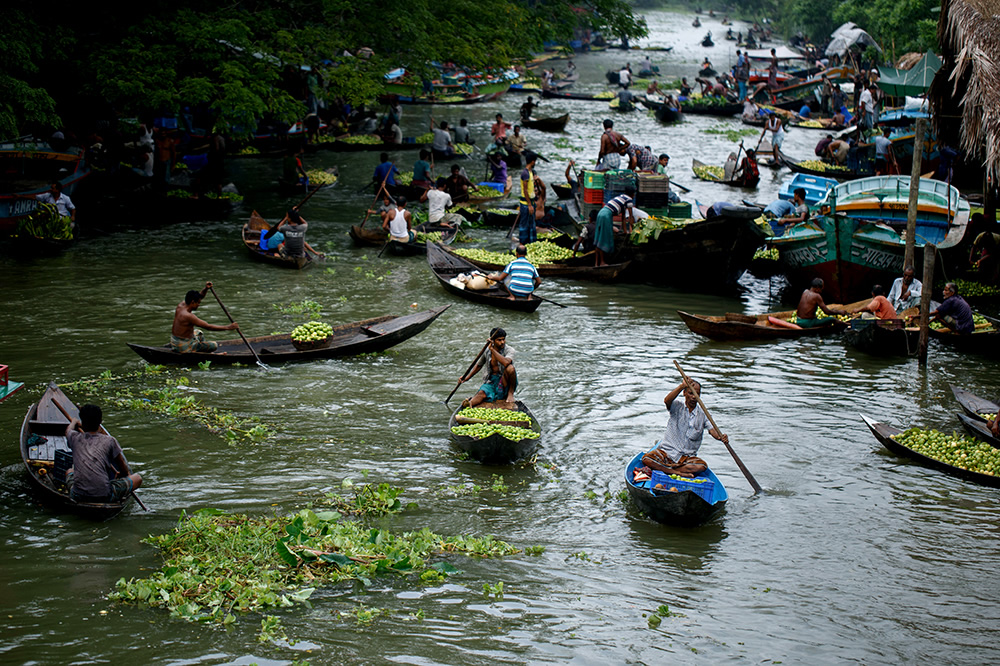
top-left (278, 209), bottom-right (309, 258)
top-left (458, 328), bottom-right (518, 408)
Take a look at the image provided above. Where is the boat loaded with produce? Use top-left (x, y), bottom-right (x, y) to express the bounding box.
top-left (448, 402), bottom-right (541, 464)
top-left (426, 241), bottom-right (543, 312)
top-left (126, 306), bottom-right (450, 365)
top-left (861, 414), bottom-right (1000, 489)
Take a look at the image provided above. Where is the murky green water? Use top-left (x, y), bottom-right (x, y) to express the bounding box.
top-left (2, 10), bottom-right (999, 665)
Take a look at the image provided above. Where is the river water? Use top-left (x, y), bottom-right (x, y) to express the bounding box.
top-left (2, 9), bottom-right (999, 665)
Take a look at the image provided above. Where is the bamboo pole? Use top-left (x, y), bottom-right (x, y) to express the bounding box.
top-left (918, 243), bottom-right (936, 365)
top-left (904, 118), bottom-right (926, 269)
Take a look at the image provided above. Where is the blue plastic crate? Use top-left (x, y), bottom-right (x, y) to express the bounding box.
top-left (649, 470), bottom-right (715, 502)
top-left (477, 181), bottom-right (505, 193)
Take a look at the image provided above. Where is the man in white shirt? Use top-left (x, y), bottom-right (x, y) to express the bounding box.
top-left (858, 84), bottom-right (875, 130)
top-left (36, 182), bottom-right (76, 221)
top-left (887, 266), bottom-right (922, 311)
top-left (420, 178), bottom-right (464, 228)
top-left (618, 64), bottom-right (632, 88)
top-left (642, 380), bottom-right (729, 478)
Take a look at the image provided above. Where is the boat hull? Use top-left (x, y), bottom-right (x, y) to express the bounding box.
top-left (625, 451), bottom-right (728, 526)
top-left (449, 400), bottom-right (541, 464)
top-left (126, 306), bottom-right (450, 365)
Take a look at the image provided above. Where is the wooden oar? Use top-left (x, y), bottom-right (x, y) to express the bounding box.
top-left (536, 294), bottom-right (568, 308)
top-left (670, 180), bottom-right (691, 194)
top-left (208, 286), bottom-right (269, 370)
top-left (292, 178), bottom-right (324, 210)
top-left (673, 360), bottom-right (763, 494)
top-left (444, 339), bottom-right (492, 406)
top-left (360, 168), bottom-right (396, 230)
top-left (50, 395), bottom-right (148, 511)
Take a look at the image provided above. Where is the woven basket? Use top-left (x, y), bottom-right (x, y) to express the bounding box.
top-left (291, 335), bottom-right (332, 351)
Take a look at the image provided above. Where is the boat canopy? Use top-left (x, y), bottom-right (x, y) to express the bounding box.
top-left (876, 50), bottom-right (941, 97)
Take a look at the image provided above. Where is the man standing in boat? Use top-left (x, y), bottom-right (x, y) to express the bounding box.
top-left (65, 404), bottom-right (142, 503)
top-left (516, 153), bottom-right (539, 245)
top-left (643, 380), bottom-right (728, 478)
top-left (796, 278), bottom-right (847, 327)
top-left (597, 119), bottom-right (630, 171)
top-left (170, 282), bottom-right (239, 353)
top-left (458, 328), bottom-right (517, 408)
top-left (520, 97), bottom-right (539, 122)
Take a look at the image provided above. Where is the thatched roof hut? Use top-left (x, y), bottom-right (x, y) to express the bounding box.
top-left (932, 0), bottom-right (1000, 183)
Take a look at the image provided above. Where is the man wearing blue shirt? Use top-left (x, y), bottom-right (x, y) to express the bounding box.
top-left (930, 282), bottom-right (975, 334)
top-left (492, 244), bottom-right (541, 300)
top-left (372, 153), bottom-right (399, 187)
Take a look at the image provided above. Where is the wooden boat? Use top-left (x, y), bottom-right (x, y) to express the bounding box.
top-left (540, 89), bottom-right (614, 102)
top-left (551, 183), bottom-right (574, 199)
top-left (775, 146), bottom-right (870, 181)
top-left (310, 136), bottom-right (425, 153)
top-left (521, 113), bottom-right (570, 132)
top-left (448, 400), bottom-right (541, 464)
top-left (929, 323), bottom-right (1000, 356)
top-left (126, 306), bottom-right (450, 366)
top-left (957, 414), bottom-right (1000, 449)
top-left (624, 451), bottom-right (728, 526)
top-left (769, 214), bottom-right (922, 304)
top-left (692, 158), bottom-right (758, 187)
top-left (348, 221), bottom-right (458, 256)
top-left (243, 211), bottom-right (324, 269)
top-left (860, 414), bottom-right (1000, 488)
top-left (842, 318), bottom-right (921, 356)
top-left (621, 215), bottom-right (768, 290)
top-left (678, 304), bottom-right (857, 341)
top-left (701, 32), bottom-right (714, 47)
top-left (278, 178), bottom-right (325, 197)
top-left (679, 99), bottom-right (742, 116)
top-left (655, 105), bottom-right (683, 123)
top-left (550, 71), bottom-right (580, 91)
top-left (427, 242), bottom-right (543, 312)
top-left (436, 240), bottom-right (630, 282)
top-left (816, 175), bottom-right (971, 247)
top-left (778, 173), bottom-right (838, 205)
top-left (20, 382), bottom-right (134, 519)
top-left (950, 385), bottom-right (998, 423)
top-left (0, 142), bottom-right (91, 236)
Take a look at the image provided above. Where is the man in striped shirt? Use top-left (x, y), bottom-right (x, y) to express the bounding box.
top-left (492, 244), bottom-right (541, 300)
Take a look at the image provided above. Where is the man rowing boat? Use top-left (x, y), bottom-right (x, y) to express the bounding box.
top-left (642, 380), bottom-right (729, 478)
top-left (458, 328), bottom-right (517, 408)
top-left (170, 282), bottom-right (239, 353)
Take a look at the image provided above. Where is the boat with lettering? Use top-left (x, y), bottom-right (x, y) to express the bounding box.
top-left (0, 141), bottom-right (91, 237)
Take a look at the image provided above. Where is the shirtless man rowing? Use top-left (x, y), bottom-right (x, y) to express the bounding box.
top-left (170, 281), bottom-right (239, 353)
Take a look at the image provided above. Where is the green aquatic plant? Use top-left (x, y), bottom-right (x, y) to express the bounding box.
top-left (273, 299), bottom-right (323, 315)
top-left (111, 490), bottom-right (519, 631)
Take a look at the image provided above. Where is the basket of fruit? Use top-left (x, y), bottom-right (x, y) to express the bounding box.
top-left (290, 321), bottom-right (334, 351)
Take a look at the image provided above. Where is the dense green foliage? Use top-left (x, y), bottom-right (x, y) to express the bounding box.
top-left (1, 1), bottom-right (646, 140)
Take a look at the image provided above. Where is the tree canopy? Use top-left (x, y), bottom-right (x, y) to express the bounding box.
top-left (1, 0), bottom-right (647, 140)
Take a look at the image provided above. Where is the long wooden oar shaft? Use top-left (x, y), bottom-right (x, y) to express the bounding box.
top-left (360, 168), bottom-right (395, 230)
top-left (209, 286), bottom-right (269, 370)
top-left (673, 360), bottom-right (763, 494)
top-left (444, 339), bottom-right (492, 406)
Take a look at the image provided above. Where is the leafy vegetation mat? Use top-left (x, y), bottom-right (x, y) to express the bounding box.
top-left (111, 483), bottom-right (523, 641)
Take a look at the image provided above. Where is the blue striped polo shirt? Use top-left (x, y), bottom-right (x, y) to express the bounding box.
top-left (605, 194), bottom-right (633, 214)
top-left (504, 257), bottom-right (540, 295)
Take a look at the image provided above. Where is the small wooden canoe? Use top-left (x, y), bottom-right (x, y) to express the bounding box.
top-left (540, 89), bottom-right (613, 102)
top-left (655, 105), bottom-right (682, 123)
top-left (957, 414), bottom-right (1000, 449)
top-left (20, 382), bottom-right (134, 519)
top-left (436, 241), bottom-right (630, 282)
top-left (426, 241), bottom-right (543, 312)
top-left (677, 304), bottom-right (861, 341)
top-left (551, 183), bottom-right (574, 199)
top-left (624, 451), bottom-right (728, 526)
top-left (348, 222), bottom-right (458, 255)
top-left (774, 147), bottom-right (867, 181)
top-left (860, 414), bottom-right (1000, 488)
top-left (243, 211), bottom-right (324, 269)
top-left (929, 323), bottom-right (1000, 356)
top-left (277, 178), bottom-right (325, 196)
top-left (842, 318), bottom-right (920, 356)
top-left (950, 385), bottom-right (999, 422)
top-left (521, 113), bottom-right (570, 132)
top-left (127, 306), bottom-right (450, 366)
top-left (692, 158), bottom-right (757, 187)
top-left (449, 400), bottom-right (541, 464)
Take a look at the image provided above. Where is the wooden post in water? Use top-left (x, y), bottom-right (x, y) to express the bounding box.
top-left (904, 118), bottom-right (926, 270)
top-left (918, 243), bottom-right (936, 365)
